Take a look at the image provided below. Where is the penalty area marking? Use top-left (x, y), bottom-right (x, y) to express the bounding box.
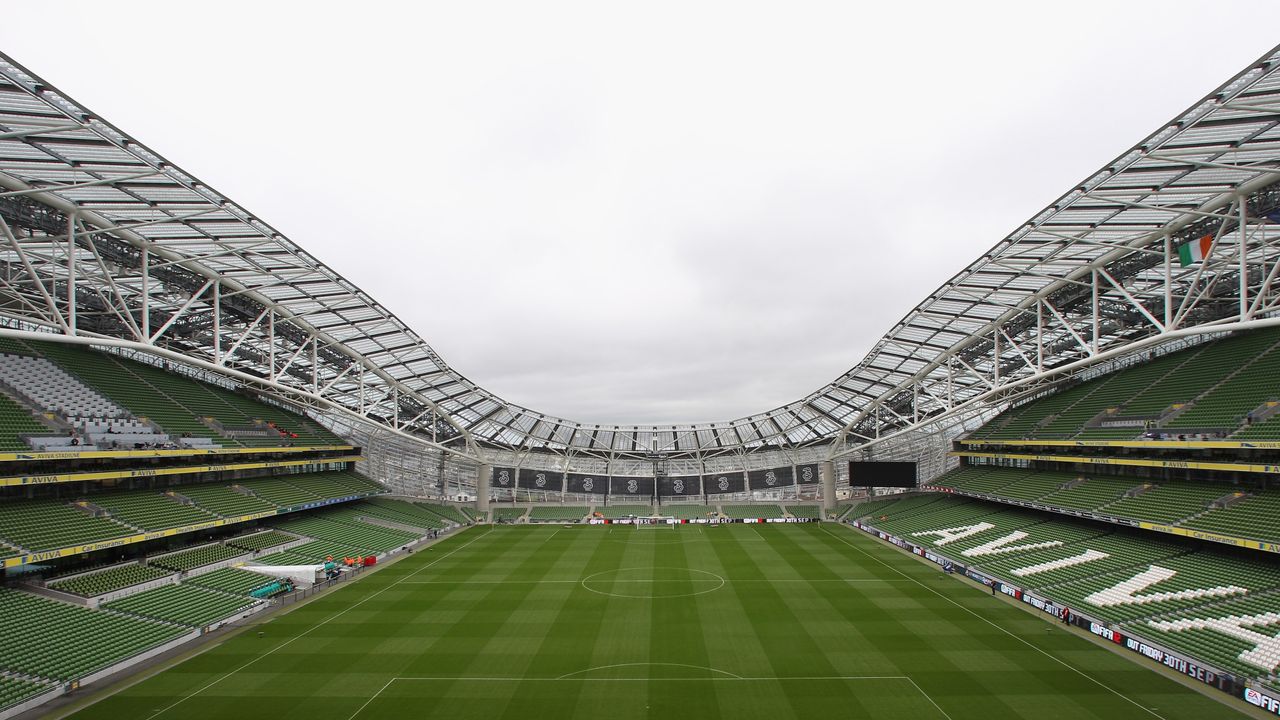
top-left (347, 674), bottom-right (940, 720)
top-left (143, 527), bottom-right (498, 720)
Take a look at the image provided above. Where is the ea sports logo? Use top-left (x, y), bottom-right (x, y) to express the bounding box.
top-left (535, 473), bottom-right (546, 488)
top-left (497, 470), bottom-right (510, 486)
top-left (718, 477), bottom-right (729, 491)
top-left (673, 479), bottom-right (685, 493)
top-left (627, 478), bottom-right (638, 493)
top-left (801, 467), bottom-right (814, 482)
top-left (764, 471), bottom-right (777, 486)
top-left (583, 477), bottom-right (594, 491)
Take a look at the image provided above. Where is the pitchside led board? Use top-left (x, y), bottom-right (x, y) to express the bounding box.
top-left (847, 461), bottom-right (918, 488)
top-left (517, 468), bottom-right (563, 492)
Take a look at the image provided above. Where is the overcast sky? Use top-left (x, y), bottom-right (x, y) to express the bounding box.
top-left (3, 2), bottom-right (1280, 425)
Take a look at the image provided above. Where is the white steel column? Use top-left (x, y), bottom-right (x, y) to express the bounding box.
top-left (212, 281), bottom-right (221, 363)
top-left (1240, 195), bottom-right (1249, 320)
top-left (819, 460), bottom-right (836, 516)
top-left (66, 214), bottom-right (76, 335)
top-left (140, 244), bottom-right (149, 337)
top-left (476, 464), bottom-right (491, 516)
top-left (1164, 235), bottom-right (1173, 329)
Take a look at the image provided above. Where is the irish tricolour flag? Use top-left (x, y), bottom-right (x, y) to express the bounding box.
top-left (1178, 234), bottom-right (1214, 267)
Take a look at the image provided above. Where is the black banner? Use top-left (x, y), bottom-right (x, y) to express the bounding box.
top-left (565, 472), bottom-right (607, 494)
top-left (748, 466), bottom-right (794, 490)
top-left (609, 475), bottom-right (655, 496)
top-left (702, 471), bottom-right (745, 495)
top-left (518, 468), bottom-right (562, 491)
top-left (491, 467), bottom-right (516, 488)
top-left (795, 463), bottom-right (820, 485)
top-left (658, 475), bottom-right (701, 496)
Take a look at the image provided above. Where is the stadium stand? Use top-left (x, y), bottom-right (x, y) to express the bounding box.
top-left (0, 587), bottom-right (186, 680)
top-left (88, 490), bottom-right (217, 531)
top-left (964, 327), bottom-right (1280, 441)
top-left (271, 514), bottom-right (419, 554)
top-left (102, 584), bottom-right (260, 627)
top-left (598, 504), bottom-right (652, 519)
top-left (150, 543), bottom-right (246, 573)
top-left (492, 507), bottom-right (527, 522)
top-left (47, 563), bottom-right (174, 598)
top-left (178, 484), bottom-right (278, 517)
top-left (786, 505), bottom-right (820, 518)
top-left (528, 506), bottom-right (587, 522)
top-left (0, 499), bottom-right (134, 551)
top-left (184, 567), bottom-right (279, 596)
top-left (418, 502), bottom-right (471, 525)
top-left (226, 530), bottom-right (297, 553)
top-left (0, 391), bottom-right (55, 452)
top-left (663, 505), bottom-right (717, 519)
top-left (0, 676), bottom-right (54, 714)
top-left (721, 504), bottom-right (785, 519)
top-left (851, 494), bottom-right (1280, 681)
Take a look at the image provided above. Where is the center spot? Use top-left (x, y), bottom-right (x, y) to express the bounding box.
top-left (580, 567), bottom-right (725, 599)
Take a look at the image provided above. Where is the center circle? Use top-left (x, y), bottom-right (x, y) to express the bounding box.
top-left (579, 567), bottom-right (725, 599)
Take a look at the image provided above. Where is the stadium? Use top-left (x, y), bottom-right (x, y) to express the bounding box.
top-left (1, 23), bottom-right (1280, 720)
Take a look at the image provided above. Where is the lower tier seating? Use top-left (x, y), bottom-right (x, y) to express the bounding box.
top-left (47, 563), bottom-right (174, 597)
top-left (664, 505), bottom-right (716, 519)
top-left (598, 504), bottom-right (652, 518)
top-left (0, 675), bottom-right (55, 712)
top-left (851, 494), bottom-right (1280, 679)
top-left (271, 515), bottom-right (418, 554)
top-left (721, 504), bottom-right (785, 519)
top-left (103, 584), bottom-right (260, 627)
top-left (492, 507), bottom-right (526, 522)
top-left (226, 530), bottom-right (296, 552)
top-left (528, 506), bottom-right (587, 522)
top-left (0, 588), bottom-right (186, 680)
top-left (150, 543), bottom-right (246, 573)
top-left (787, 505), bottom-right (820, 518)
top-left (184, 567), bottom-right (278, 596)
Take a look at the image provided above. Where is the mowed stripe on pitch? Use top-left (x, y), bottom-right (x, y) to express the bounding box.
top-left (63, 524), bottom-right (1250, 720)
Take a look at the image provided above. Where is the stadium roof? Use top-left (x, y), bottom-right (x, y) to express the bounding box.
top-left (2, 46), bottom-right (1280, 460)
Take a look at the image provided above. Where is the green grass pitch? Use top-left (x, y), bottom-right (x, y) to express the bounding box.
top-left (63, 523), bottom-right (1250, 719)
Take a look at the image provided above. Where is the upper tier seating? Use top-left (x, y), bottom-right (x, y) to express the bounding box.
top-left (932, 465), bottom-right (1280, 542)
top-left (31, 340), bottom-right (345, 447)
top-left (0, 588), bottom-right (186, 680)
top-left (177, 484), bottom-right (278, 517)
top-left (0, 352), bottom-right (125, 421)
top-left (0, 391), bottom-right (52, 452)
top-left (966, 327), bottom-right (1280, 441)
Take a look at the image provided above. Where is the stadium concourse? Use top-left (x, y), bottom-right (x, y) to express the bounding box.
top-left (3, 35), bottom-right (1280, 720)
